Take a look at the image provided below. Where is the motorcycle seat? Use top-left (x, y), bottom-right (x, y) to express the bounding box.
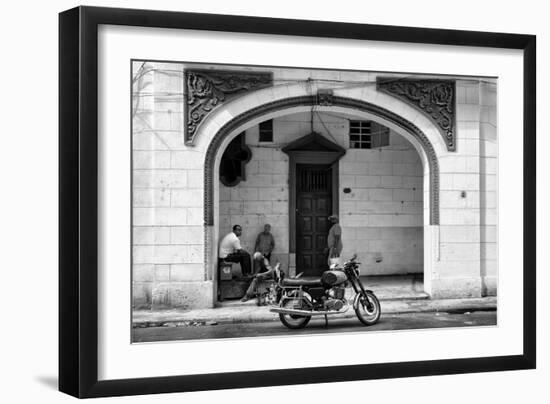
top-left (281, 278), bottom-right (323, 287)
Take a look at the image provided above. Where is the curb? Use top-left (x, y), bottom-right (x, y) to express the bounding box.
top-left (132, 297), bottom-right (497, 328)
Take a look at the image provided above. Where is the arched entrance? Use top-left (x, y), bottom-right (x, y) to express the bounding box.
top-left (204, 96), bottom-right (439, 226)
top-left (202, 95), bottom-right (441, 302)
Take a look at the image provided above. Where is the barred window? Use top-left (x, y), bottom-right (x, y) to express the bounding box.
top-left (349, 120), bottom-right (390, 149)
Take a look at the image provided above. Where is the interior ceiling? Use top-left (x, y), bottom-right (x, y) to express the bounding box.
top-left (240, 110), bottom-right (413, 147)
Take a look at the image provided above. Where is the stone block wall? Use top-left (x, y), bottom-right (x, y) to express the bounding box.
top-left (218, 126), bottom-right (291, 270)
top-left (479, 82), bottom-right (498, 296)
top-left (339, 135), bottom-right (423, 275)
top-left (132, 62), bottom-right (212, 309)
top-left (429, 80), bottom-right (497, 298)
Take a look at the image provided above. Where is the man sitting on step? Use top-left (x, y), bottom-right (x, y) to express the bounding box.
top-left (219, 224), bottom-right (252, 276)
top-left (241, 252), bottom-right (280, 302)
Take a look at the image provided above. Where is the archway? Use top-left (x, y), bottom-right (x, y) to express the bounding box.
top-left (204, 96), bottom-right (439, 225)
top-left (202, 95), bottom-right (441, 302)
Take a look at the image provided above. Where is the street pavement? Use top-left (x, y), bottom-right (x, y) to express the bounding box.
top-left (133, 296), bottom-right (497, 327)
top-left (132, 310), bottom-right (496, 343)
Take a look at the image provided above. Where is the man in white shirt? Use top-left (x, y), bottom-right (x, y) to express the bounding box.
top-left (219, 224), bottom-right (252, 276)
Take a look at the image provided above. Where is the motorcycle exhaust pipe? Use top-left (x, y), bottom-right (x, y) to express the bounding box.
top-left (270, 305), bottom-right (349, 316)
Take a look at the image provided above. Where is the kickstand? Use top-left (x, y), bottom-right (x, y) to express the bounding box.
top-left (324, 314), bottom-right (328, 327)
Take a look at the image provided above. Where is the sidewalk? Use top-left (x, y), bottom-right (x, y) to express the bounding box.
top-left (133, 296), bottom-right (497, 328)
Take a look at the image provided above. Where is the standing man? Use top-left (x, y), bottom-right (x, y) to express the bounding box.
top-left (327, 215), bottom-right (343, 266)
top-left (219, 224), bottom-right (252, 276)
top-left (254, 223), bottom-right (275, 262)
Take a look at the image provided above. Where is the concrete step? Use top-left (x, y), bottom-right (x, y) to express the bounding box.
top-left (376, 291), bottom-right (429, 301)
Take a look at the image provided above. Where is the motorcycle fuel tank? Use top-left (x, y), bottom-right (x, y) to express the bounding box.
top-left (321, 270), bottom-right (347, 286)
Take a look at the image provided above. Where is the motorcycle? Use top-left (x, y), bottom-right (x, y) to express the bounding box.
top-left (268, 255), bottom-right (381, 329)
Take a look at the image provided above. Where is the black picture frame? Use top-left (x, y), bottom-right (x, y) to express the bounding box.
top-left (59, 6), bottom-right (536, 398)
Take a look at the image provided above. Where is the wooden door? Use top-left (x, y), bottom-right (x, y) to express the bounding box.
top-left (296, 164), bottom-right (332, 277)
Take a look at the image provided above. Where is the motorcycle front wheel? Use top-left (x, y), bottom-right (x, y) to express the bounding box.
top-left (278, 297), bottom-right (312, 329)
top-left (354, 291), bottom-right (381, 326)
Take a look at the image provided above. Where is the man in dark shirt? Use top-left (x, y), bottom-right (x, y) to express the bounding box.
top-left (253, 223), bottom-right (275, 273)
top-left (255, 224), bottom-right (275, 260)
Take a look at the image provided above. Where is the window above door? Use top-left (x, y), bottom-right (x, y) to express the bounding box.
top-left (349, 120), bottom-right (390, 149)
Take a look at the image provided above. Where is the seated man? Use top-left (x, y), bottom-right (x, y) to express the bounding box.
top-left (241, 252), bottom-right (280, 302)
top-left (219, 224), bottom-right (252, 276)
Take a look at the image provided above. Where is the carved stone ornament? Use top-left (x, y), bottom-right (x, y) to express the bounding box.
top-left (377, 78), bottom-right (456, 151)
top-left (316, 89), bottom-right (334, 106)
top-left (185, 69), bottom-right (273, 144)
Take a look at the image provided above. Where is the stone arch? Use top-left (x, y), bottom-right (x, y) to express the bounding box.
top-left (204, 95), bottom-right (440, 227)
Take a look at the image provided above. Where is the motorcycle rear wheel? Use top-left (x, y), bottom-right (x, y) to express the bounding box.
top-left (278, 297), bottom-right (312, 329)
top-left (354, 291), bottom-right (381, 326)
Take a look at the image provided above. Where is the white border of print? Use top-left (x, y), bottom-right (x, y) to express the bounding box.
top-left (98, 24), bottom-right (522, 381)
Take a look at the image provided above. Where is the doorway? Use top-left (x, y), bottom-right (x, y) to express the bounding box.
top-left (295, 164), bottom-right (333, 276)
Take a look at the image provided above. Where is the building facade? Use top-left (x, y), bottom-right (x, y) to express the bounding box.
top-left (132, 61), bottom-right (497, 310)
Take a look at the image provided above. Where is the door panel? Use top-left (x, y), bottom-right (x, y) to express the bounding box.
top-left (298, 197), bottom-right (313, 213)
top-left (316, 198), bottom-right (330, 214)
top-left (296, 165), bottom-right (333, 277)
top-left (315, 253), bottom-right (327, 269)
top-left (315, 235), bottom-right (327, 251)
top-left (315, 216), bottom-right (329, 233)
top-left (299, 216), bottom-right (312, 233)
top-left (298, 235), bottom-right (312, 251)
top-left (300, 255), bottom-right (312, 271)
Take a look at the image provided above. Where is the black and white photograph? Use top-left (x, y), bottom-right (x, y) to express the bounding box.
top-left (3, 0), bottom-right (545, 401)
top-left (131, 61), bottom-right (498, 343)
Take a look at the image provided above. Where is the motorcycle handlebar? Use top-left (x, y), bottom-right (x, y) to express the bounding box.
top-left (344, 255), bottom-right (361, 266)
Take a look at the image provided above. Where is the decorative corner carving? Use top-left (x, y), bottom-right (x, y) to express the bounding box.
top-left (184, 69), bottom-right (273, 144)
top-left (317, 89), bottom-right (334, 106)
top-left (377, 78), bottom-right (456, 151)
